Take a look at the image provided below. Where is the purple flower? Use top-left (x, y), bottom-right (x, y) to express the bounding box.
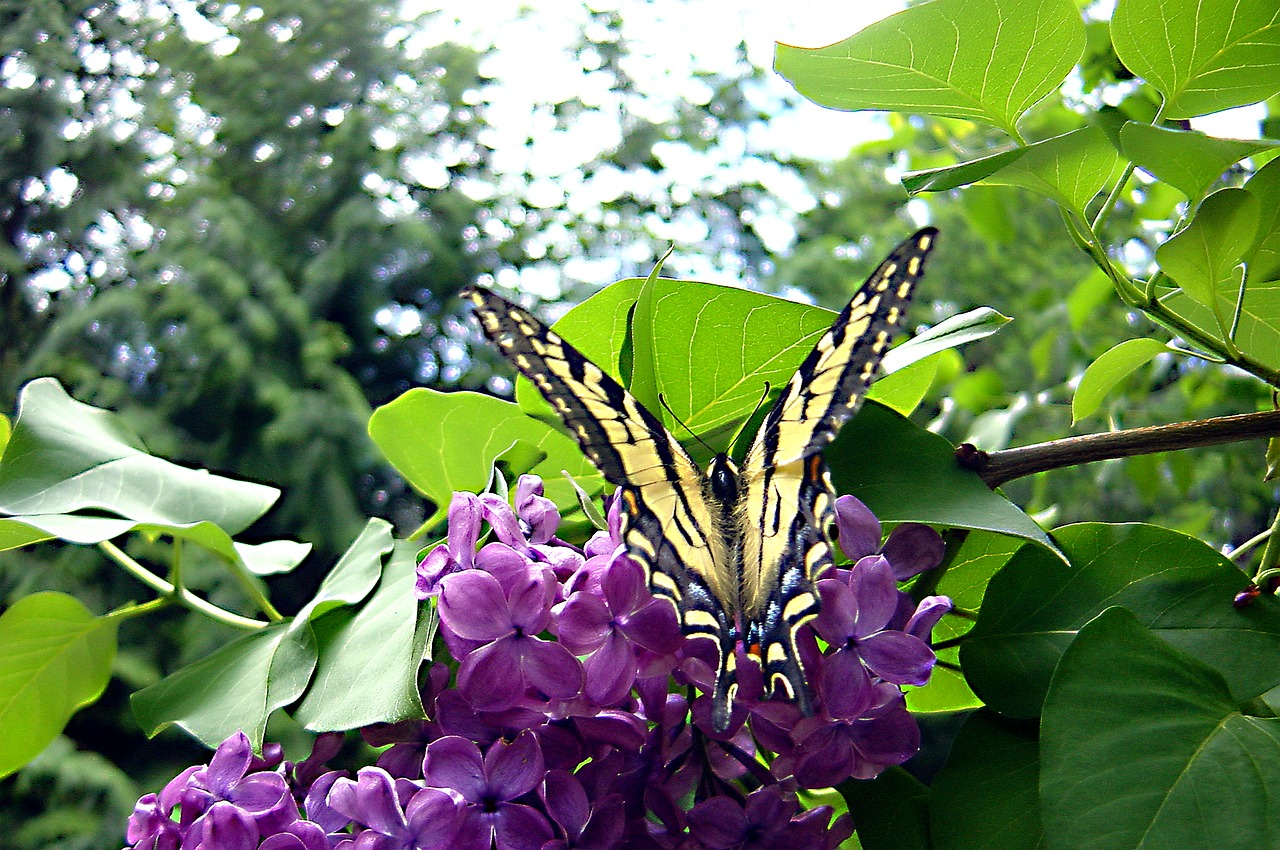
top-left (515, 475), bottom-right (561, 545)
top-left (833, 495), bottom-right (944, 580)
top-left (422, 733), bottom-right (554, 850)
top-left (555, 557), bottom-right (682, 705)
top-left (686, 786), bottom-right (808, 850)
top-left (328, 766), bottom-right (463, 850)
top-left (258, 820), bottom-right (331, 850)
top-left (437, 568), bottom-right (583, 710)
top-left (125, 791), bottom-right (184, 850)
top-left (187, 800), bottom-right (258, 850)
top-left (539, 770), bottom-right (624, 850)
top-left (417, 493), bottom-right (482, 596)
top-left (815, 556), bottom-right (936, 719)
top-left (785, 682), bottom-right (921, 787)
top-left (178, 732), bottom-right (297, 834)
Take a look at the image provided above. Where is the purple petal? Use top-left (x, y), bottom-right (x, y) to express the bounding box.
top-left (303, 770), bottom-right (348, 833)
top-left (475, 542), bottom-right (536, 588)
top-left (601, 557), bottom-right (647, 616)
top-left (621, 597), bottom-right (683, 653)
top-left (438, 571), bottom-right (513, 641)
top-left (814, 578), bottom-right (857, 644)
top-left (687, 796), bottom-right (747, 848)
top-left (577, 794), bottom-right (625, 850)
top-left (848, 556), bottom-right (899, 636)
top-left (833, 495), bottom-right (881, 561)
top-left (423, 737), bottom-right (486, 801)
top-left (743, 786), bottom-right (795, 832)
top-left (200, 732), bottom-right (252, 795)
top-left (506, 570), bottom-right (555, 634)
top-left (554, 591), bottom-right (611, 654)
top-left (583, 631), bottom-right (638, 706)
top-left (847, 696), bottom-right (921, 768)
top-left (480, 494), bottom-right (531, 553)
top-left (819, 648), bottom-right (875, 720)
top-left (189, 801), bottom-right (258, 850)
top-left (791, 725), bottom-right (856, 789)
top-left (263, 821), bottom-right (329, 850)
top-left (485, 732), bottom-right (545, 800)
top-left (881, 523), bottom-right (945, 580)
top-left (905, 595), bottom-right (953, 641)
top-left (405, 787), bottom-right (465, 847)
top-left (516, 475), bottom-right (560, 545)
top-left (447, 492), bottom-right (482, 570)
top-left (494, 802), bottom-right (555, 850)
top-left (326, 767), bottom-right (405, 836)
top-left (857, 630), bottom-right (936, 686)
top-left (416, 545), bottom-right (454, 597)
top-left (542, 770), bottom-right (589, 837)
top-left (519, 638), bottom-right (584, 700)
top-left (458, 637), bottom-right (526, 710)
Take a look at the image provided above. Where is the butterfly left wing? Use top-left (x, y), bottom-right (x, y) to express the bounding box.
top-left (738, 228), bottom-right (938, 707)
top-left (461, 286), bottom-right (740, 707)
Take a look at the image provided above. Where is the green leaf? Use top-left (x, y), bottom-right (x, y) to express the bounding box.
top-left (774, 0), bottom-right (1084, 138)
top-left (1041, 608), bottom-right (1280, 850)
top-left (0, 379), bottom-right (277, 534)
top-left (930, 710), bottom-right (1042, 850)
top-left (1161, 276), bottom-right (1280, 368)
top-left (961, 522), bottom-right (1280, 719)
top-left (840, 766), bottom-right (930, 850)
top-left (0, 413), bottom-right (9, 455)
top-left (368, 388), bottom-right (602, 513)
top-left (292, 518), bottom-right (392, 623)
top-left (1156, 187), bottom-right (1260, 306)
top-left (869, 353), bottom-right (940, 416)
top-left (131, 621), bottom-right (315, 748)
top-left (1065, 268), bottom-right (1116, 332)
top-left (1071, 338), bottom-right (1170, 423)
top-left (0, 512), bottom-right (309, 578)
top-left (977, 127), bottom-right (1127, 220)
top-left (880, 307), bottom-right (1011, 374)
top-left (829, 402), bottom-right (1056, 555)
top-left (293, 541), bottom-right (426, 730)
top-left (1111, 0), bottom-right (1280, 119)
top-left (1119, 123), bottom-right (1280, 201)
top-left (903, 147), bottom-right (1028, 195)
top-left (1243, 155), bottom-right (1280, 283)
top-left (0, 592), bottom-right (117, 778)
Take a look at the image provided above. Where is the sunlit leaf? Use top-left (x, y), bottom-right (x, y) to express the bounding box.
top-left (1156, 187), bottom-right (1260, 306)
top-left (0, 593), bottom-right (117, 778)
top-left (977, 127), bottom-right (1126, 220)
top-left (1072, 338), bottom-right (1170, 423)
top-left (1119, 122), bottom-right (1279, 201)
top-left (1112, 0), bottom-right (1280, 119)
top-left (774, 0), bottom-right (1084, 138)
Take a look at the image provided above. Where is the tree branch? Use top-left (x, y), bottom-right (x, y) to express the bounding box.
top-left (957, 410), bottom-right (1280, 489)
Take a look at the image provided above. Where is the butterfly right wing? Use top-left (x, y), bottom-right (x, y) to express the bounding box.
top-left (461, 286), bottom-right (738, 693)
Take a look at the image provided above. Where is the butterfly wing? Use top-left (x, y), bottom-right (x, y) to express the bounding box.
top-left (737, 228), bottom-right (938, 706)
top-left (461, 286), bottom-right (738, 694)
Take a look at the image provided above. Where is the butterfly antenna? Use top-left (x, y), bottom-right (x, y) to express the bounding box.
top-left (724, 382), bottom-right (772, 456)
top-left (657, 393), bottom-right (717, 455)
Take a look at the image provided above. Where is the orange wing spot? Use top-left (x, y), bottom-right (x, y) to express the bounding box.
top-left (807, 454), bottom-right (824, 478)
top-left (747, 642), bottom-right (763, 658)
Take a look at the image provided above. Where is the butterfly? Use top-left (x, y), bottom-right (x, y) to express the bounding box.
top-left (462, 228), bottom-right (937, 730)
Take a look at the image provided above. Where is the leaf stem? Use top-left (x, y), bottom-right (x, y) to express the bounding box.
top-left (97, 540), bottom-right (268, 630)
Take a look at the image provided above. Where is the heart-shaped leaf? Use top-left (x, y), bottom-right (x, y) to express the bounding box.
top-left (1119, 123), bottom-right (1279, 201)
top-left (978, 127), bottom-right (1127, 221)
top-left (1041, 607), bottom-right (1280, 849)
top-left (1072, 338), bottom-right (1171, 423)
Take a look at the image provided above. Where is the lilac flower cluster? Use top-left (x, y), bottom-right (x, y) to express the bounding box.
top-left (126, 476), bottom-right (950, 849)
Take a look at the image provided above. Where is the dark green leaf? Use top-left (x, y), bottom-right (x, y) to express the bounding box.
top-left (292, 518), bottom-right (392, 623)
top-left (830, 402), bottom-right (1055, 554)
top-left (0, 592), bottom-right (117, 778)
top-left (1041, 608), bottom-right (1280, 850)
top-left (840, 766), bottom-right (930, 850)
top-left (930, 710), bottom-right (1042, 850)
top-left (131, 620), bottom-right (314, 748)
top-left (961, 522), bottom-right (1280, 718)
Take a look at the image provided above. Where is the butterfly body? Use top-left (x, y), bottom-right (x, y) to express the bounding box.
top-left (462, 228), bottom-right (937, 730)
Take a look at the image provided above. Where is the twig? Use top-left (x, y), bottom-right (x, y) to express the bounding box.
top-left (957, 409), bottom-right (1280, 489)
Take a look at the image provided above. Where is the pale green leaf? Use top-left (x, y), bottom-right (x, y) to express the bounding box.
top-left (1072, 338), bottom-right (1170, 423)
top-left (977, 127), bottom-right (1127, 220)
top-left (774, 0), bottom-right (1084, 137)
top-left (1243, 155), bottom-right (1280, 283)
top-left (1119, 122), bottom-right (1280, 200)
top-left (1112, 0), bottom-right (1280, 119)
top-left (0, 593), bottom-right (117, 778)
top-left (1156, 187), bottom-right (1260, 306)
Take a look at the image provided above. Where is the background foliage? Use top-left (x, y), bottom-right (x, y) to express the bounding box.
top-left (3, 0), bottom-right (1280, 847)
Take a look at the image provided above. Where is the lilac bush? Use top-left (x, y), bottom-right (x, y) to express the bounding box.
top-left (126, 476), bottom-right (950, 849)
